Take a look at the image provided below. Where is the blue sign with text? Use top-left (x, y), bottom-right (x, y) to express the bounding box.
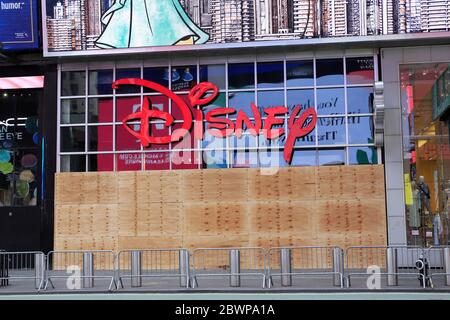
top-left (0, 0), bottom-right (39, 50)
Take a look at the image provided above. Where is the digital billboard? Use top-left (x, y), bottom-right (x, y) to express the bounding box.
top-left (42, 0), bottom-right (450, 56)
top-left (0, 0), bottom-right (39, 50)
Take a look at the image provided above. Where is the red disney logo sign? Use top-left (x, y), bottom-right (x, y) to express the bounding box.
top-left (113, 78), bottom-right (317, 164)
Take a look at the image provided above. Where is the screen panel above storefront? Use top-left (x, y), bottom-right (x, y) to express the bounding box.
top-left (42, 0), bottom-right (450, 57)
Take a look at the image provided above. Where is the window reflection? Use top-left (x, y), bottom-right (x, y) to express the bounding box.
top-left (60, 127), bottom-right (85, 152)
top-left (115, 69), bottom-right (141, 94)
top-left (88, 98), bottom-right (113, 123)
top-left (228, 91), bottom-right (255, 119)
top-left (349, 146), bottom-right (378, 165)
top-left (61, 99), bottom-right (85, 124)
top-left (291, 149), bottom-right (317, 166)
top-left (143, 67), bottom-right (169, 93)
top-left (348, 116), bottom-right (374, 144)
top-left (62, 71), bottom-right (86, 96)
top-left (347, 87), bottom-right (374, 114)
top-left (318, 149), bottom-right (345, 166)
top-left (346, 57), bottom-right (375, 85)
top-left (88, 154), bottom-right (114, 172)
top-left (318, 117), bottom-right (346, 145)
top-left (61, 155), bottom-right (86, 172)
top-left (203, 150), bottom-right (227, 168)
top-left (200, 65), bottom-right (226, 90)
top-left (317, 88), bottom-right (345, 115)
top-left (286, 60), bottom-right (314, 87)
top-left (316, 59), bottom-right (344, 86)
top-left (89, 70), bottom-right (113, 95)
top-left (228, 63), bottom-right (255, 89)
top-left (257, 61), bottom-right (284, 88)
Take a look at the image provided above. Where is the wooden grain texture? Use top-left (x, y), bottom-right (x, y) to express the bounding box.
top-left (54, 165), bottom-right (387, 253)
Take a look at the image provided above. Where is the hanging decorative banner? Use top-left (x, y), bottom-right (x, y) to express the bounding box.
top-left (115, 79), bottom-right (318, 164)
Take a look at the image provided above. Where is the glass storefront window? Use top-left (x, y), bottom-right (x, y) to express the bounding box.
top-left (318, 149), bottom-right (346, 166)
top-left (58, 55), bottom-right (378, 172)
top-left (60, 127), bottom-right (85, 152)
top-left (228, 63), bottom-right (255, 89)
top-left (317, 88), bottom-right (345, 115)
top-left (348, 116), bottom-right (374, 144)
top-left (89, 69), bottom-right (113, 95)
top-left (171, 65), bottom-right (197, 92)
top-left (401, 63), bottom-right (450, 246)
top-left (286, 60), bottom-right (314, 87)
top-left (346, 57), bottom-right (375, 85)
top-left (61, 99), bottom-right (85, 124)
top-left (317, 117), bottom-right (346, 145)
top-left (115, 68), bottom-right (141, 94)
top-left (347, 87), bottom-right (374, 114)
top-left (291, 149), bottom-right (317, 166)
top-left (88, 98), bottom-right (113, 123)
top-left (348, 146), bottom-right (378, 165)
top-left (200, 64), bottom-right (226, 90)
top-left (316, 59), bottom-right (344, 86)
top-left (61, 155), bottom-right (85, 173)
top-left (88, 154), bottom-right (114, 172)
top-left (62, 71), bottom-right (85, 96)
top-left (88, 125), bottom-right (113, 152)
top-left (143, 67), bottom-right (169, 93)
top-left (257, 61), bottom-right (284, 88)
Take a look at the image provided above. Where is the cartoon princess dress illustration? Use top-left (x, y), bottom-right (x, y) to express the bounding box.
top-left (95, 0), bottom-right (210, 49)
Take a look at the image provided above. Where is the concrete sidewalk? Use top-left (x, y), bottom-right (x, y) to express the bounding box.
top-left (0, 292), bottom-right (450, 300)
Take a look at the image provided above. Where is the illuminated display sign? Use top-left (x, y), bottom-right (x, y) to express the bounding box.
top-left (0, 0), bottom-right (39, 50)
top-left (115, 78), bottom-right (317, 164)
top-left (42, 0), bottom-right (450, 57)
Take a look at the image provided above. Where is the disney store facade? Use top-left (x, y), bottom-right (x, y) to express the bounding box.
top-left (41, 1), bottom-right (450, 253)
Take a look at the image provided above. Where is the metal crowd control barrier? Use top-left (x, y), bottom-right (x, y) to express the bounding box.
top-left (44, 250), bottom-right (116, 291)
top-left (117, 249), bottom-right (190, 289)
top-left (191, 248), bottom-right (267, 289)
top-left (427, 246), bottom-right (450, 287)
top-left (0, 251), bottom-right (45, 291)
top-left (345, 246), bottom-right (426, 289)
top-left (267, 246), bottom-right (344, 289)
top-left (0, 250), bottom-right (8, 287)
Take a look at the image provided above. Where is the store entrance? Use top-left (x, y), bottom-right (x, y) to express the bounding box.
top-left (401, 63), bottom-right (450, 247)
top-left (0, 89), bottom-right (42, 251)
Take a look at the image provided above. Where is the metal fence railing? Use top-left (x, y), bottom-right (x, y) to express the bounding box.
top-left (267, 246), bottom-right (344, 288)
top-left (117, 249), bottom-right (190, 289)
top-left (0, 245), bottom-right (448, 293)
top-left (191, 247), bottom-right (267, 289)
top-left (0, 251), bottom-right (45, 291)
top-left (427, 246), bottom-right (450, 287)
top-left (0, 250), bottom-right (7, 287)
top-left (345, 246), bottom-right (428, 289)
top-left (44, 250), bottom-right (116, 291)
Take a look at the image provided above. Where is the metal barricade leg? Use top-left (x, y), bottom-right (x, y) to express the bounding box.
top-left (83, 252), bottom-right (95, 289)
top-left (444, 248), bottom-right (450, 286)
top-left (332, 248), bottom-right (344, 287)
top-left (131, 251), bottom-right (142, 288)
top-left (280, 249), bottom-right (292, 287)
top-left (35, 253), bottom-right (45, 290)
top-left (179, 250), bottom-right (189, 288)
top-left (387, 248), bottom-right (398, 286)
top-left (230, 250), bottom-right (241, 287)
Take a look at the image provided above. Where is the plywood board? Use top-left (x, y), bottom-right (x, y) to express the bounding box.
top-left (54, 165), bottom-right (387, 254)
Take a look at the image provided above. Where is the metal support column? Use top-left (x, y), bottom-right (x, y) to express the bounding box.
top-left (280, 249), bottom-right (292, 287)
top-left (230, 250), bottom-right (241, 287)
top-left (387, 248), bottom-right (398, 286)
top-left (82, 252), bottom-right (94, 288)
top-left (131, 251), bottom-right (142, 288)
